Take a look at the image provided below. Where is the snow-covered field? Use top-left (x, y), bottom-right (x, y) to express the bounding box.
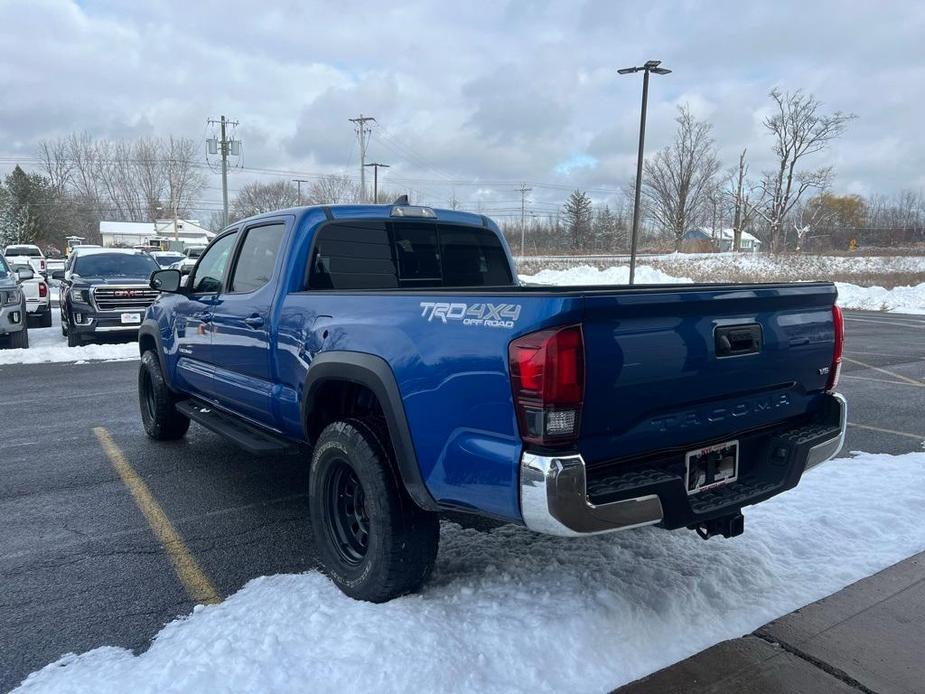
top-left (520, 263), bottom-right (925, 314)
top-left (16, 451), bottom-right (925, 694)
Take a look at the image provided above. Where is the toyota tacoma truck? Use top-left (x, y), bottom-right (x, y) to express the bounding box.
top-left (138, 200), bottom-right (846, 602)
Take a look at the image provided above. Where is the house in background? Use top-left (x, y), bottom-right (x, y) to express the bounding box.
top-left (99, 219), bottom-right (215, 250)
top-left (681, 227), bottom-right (762, 252)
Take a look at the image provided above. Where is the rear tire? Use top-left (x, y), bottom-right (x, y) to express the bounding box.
top-left (39, 310), bottom-right (52, 328)
top-left (309, 419), bottom-right (439, 602)
top-left (138, 350), bottom-right (190, 440)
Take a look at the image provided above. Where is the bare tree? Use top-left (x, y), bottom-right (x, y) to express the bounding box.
top-left (754, 89), bottom-right (855, 252)
top-left (230, 180), bottom-right (300, 222)
top-left (642, 105), bottom-right (720, 250)
top-left (307, 174), bottom-right (358, 204)
top-left (724, 148), bottom-right (763, 251)
top-left (163, 136), bottom-right (206, 223)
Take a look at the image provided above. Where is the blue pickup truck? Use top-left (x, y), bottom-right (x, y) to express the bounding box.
top-left (139, 200), bottom-right (846, 602)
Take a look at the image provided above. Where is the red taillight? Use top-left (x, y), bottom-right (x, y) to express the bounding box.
top-left (826, 304), bottom-right (844, 392)
top-left (39, 282), bottom-right (48, 298)
top-left (509, 325), bottom-right (584, 447)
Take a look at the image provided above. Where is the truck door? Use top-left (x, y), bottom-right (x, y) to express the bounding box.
top-left (208, 220), bottom-right (288, 424)
top-left (172, 230), bottom-right (237, 397)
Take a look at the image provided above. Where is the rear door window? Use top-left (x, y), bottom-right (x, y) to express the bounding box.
top-left (229, 223), bottom-right (286, 293)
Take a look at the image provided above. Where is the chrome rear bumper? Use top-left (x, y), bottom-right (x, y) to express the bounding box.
top-left (519, 392), bottom-right (846, 537)
top-left (520, 453), bottom-right (664, 536)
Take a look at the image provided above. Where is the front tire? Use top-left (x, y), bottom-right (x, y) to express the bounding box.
top-left (309, 419), bottom-right (439, 602)
top-left (138, 350), bottom-right (190, 440)
top-left (9, 324), bottom-right (28, 349)
top-left (67, 326), bottom-right (82, 347)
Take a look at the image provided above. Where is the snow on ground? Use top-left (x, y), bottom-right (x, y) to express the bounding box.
top-left (0, 313), bottom-right (138, 366)
top-left (521, 264), bottom-right (925, 314)
top-left (835, 281), bottom-right (925, 314)
top-left (16, 451), bottom-right (925, 694)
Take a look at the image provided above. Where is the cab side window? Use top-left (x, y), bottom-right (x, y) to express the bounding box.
top-left (229, 223), bottom-right (286, 293)
top-left (190, 232), bottom-right (237, 293)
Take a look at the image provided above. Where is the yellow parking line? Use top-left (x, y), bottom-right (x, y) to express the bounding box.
top-left (93, 427), bottom-right (221, 605)
top-left (842, 356), bottom-right (924, 387)
top-left (848, 422), bottom-right (925, 441)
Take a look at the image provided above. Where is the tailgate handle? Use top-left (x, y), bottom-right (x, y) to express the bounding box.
top-left (715, 324), bottom-right (762, 357)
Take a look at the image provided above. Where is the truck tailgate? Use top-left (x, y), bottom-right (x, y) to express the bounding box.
top-left (577, 283), bottom-right (838, 464)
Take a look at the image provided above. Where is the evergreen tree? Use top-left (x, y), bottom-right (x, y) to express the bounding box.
top-left (562, 189), bottom-right (593, 250)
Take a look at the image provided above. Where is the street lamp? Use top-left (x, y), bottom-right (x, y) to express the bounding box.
top-left (363, 162), bottom-right (390, 203)
top-left (618, 59), bottom-right (671, 285)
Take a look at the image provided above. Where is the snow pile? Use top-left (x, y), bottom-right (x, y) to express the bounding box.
top-left (0, 324), bottom-right (138, 365)
top-left (522, 264), bottom-right (691, 286)
top-left (16, 451), bottom-right (925, 694)
top-left (521, 264), bottom-right (925, 314)
top-left (835, 281), bottom-right (925, 315)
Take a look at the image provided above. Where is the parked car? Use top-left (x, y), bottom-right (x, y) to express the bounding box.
top-left (3, 244), bottom-right (46, 279)
top-left (151, 251), bottom-right (186, 269)
top-left (138, 202), bottom-right (846, 603)
top-left (53, 248), bottom-right (161, 347)
top-left (0, 255), bottom-right (29, 348)
top-left (10, 263), bottom-right (52, 327)
top-left (168, 245), bottom-right (206, 276)
top-left (46, 257), bottom-right (66, 279)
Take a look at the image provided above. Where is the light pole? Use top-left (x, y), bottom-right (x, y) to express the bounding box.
top-left (618, 59), bottom-right (671, 285)
top-left (363, 162), bottom-right (390, 203)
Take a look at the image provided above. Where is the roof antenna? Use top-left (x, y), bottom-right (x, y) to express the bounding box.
top-left (392, 194), bottom-right (409, 206)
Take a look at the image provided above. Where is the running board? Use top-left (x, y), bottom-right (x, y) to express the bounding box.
top-left (176, 399), bottom-right (298, 456)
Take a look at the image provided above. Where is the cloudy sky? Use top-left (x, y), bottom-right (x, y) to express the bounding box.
top-left (1, 0), bottom-right (923, 219)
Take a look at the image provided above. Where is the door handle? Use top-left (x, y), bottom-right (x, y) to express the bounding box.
top-left (244, 314), bottom-right (265, 329)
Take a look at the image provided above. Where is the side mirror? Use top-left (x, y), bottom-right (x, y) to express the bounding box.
top-left (16, 268), bottom-right (34, 281)
top-left (51, 270), bottom-right (65, 281)
top-left (150, 268), bottom-right (183, 293)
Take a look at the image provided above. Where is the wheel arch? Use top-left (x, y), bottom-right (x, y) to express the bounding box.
top-left (302, 351), bottom-right (439, 511)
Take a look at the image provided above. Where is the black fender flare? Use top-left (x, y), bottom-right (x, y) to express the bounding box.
top-left (302, 351), bottom-right (439, 511)
top-left (138, 320), bottom-right (171, 386)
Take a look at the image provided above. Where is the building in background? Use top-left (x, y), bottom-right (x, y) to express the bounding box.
top-left (682, 227), bottom-right (762, 253)
top-left (99, 219), bottom-right (215, 250)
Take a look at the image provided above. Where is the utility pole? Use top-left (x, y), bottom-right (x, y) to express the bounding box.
top-left (518, 183), bottom-right (532, 257)
top-left (348, 114), bottom-right (376, 201)
top-left (292, 178), bottom-right (310, 205)
top-left (207, 115), bottom-right (240, 226)
top-left (363, 162), bottom-right (390, 203)
top-left (618, 60), bottom-right (671, 284)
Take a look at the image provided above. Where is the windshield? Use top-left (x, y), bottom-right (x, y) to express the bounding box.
top-left (5, 246), bottom-right (42, 257)
top-left (73, 253), bottom-right (160, 278)
top-left (0, 255), bottom-right (9, 279)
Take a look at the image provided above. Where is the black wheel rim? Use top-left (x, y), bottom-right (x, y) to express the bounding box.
top-left (142, 370), bottom-right (156, 420)
top-left (324, 459), bottom-right (369, 565)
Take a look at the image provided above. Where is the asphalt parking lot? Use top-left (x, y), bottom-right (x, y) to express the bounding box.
top-left (1, 309), bottom-right (923, 691)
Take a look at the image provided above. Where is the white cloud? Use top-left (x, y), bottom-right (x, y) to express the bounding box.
top-left (0, 0), bottom-right (923, 217)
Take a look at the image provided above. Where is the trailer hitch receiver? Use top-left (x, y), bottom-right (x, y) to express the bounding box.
top-left (695, 512), bottom-right (744, 540)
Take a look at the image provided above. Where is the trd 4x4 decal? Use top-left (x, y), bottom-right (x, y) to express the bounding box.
top-left (419, 302), bottom-right (521, 328)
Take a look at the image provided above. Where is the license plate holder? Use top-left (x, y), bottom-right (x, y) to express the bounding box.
top-left (685, 440), bottom-right (738, 495)
top-left (121, 312), bottom-right (142, 325)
